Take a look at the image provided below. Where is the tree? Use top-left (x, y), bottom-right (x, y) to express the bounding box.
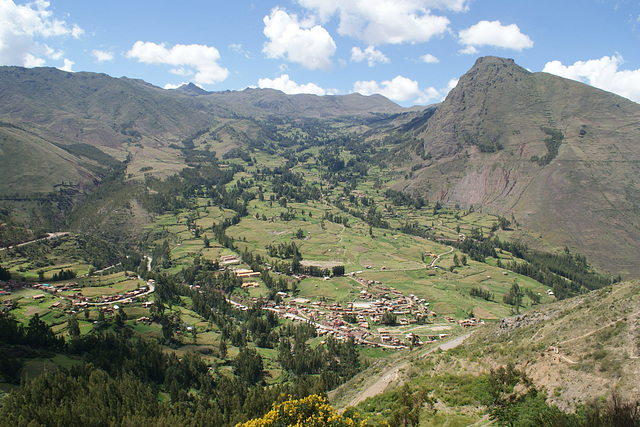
top-left (25, 314), bottom-right (64, 350)
top-left (233, 347), bottom-right (264, 385)
top-left (0, 265), bottom-right (11, 281)
top-left (219, 338), bottom-right (227, 360)
top-left (203, 234), bottom-right (210, 248)
top-left (161, 318), bottom-right (174, 342)
top-left (503, 283), bottom-right (524, 313)
top-left (487, 363), bottom-right (566, 426)
top-left (332, 265), bottom-right (345, 276)
top-left (115, 306), bottom-right (127, 328)
top-left (390, 384), bottom-right (433, 427)
top-left (67, 315), bottom-right (80, 338)
top-left (453, 253), bottom-right (461, 267)
top-left (381, 311), bottom-right (397, 326)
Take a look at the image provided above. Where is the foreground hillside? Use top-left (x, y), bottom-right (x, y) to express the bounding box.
top-left (330, 280), bottom-right (640, 425)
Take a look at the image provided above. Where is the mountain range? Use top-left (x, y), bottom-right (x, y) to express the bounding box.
top-left (0, 56), bottom-right (638, 277)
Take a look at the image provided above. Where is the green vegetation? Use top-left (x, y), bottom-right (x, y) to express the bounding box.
top-left (1, 59), bottom-right (638, 426)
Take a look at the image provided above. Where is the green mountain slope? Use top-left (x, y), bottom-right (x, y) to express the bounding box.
top-left (0, 66), bottom-right (409, 191)
top-left (397, 56), bottom-right (640, 277)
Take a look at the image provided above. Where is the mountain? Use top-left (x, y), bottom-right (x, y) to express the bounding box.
top-left (396, 56), bottom-right (640, 277)
top-left (0, 65), bottom-right (408, 194)
top-left (1, 59), bottom-right (639, 277)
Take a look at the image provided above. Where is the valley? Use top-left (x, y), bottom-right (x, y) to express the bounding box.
top-left (0, 57), bottom-right (638, 426)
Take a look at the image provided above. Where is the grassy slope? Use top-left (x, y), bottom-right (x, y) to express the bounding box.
top-left (330, 279), bottom-right (640, 423)
top-left (0, 125), bottom-right (94, 196)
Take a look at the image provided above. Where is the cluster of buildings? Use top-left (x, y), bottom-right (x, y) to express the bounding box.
top-left (93, 285), bottom-right (149, 306)
top-left (231, 276), bottom-right (472, 349)
top-left (0, 277), bottom-right (154, 315)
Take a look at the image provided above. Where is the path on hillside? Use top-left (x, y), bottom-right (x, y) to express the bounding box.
top-left (346, 244), bottom-right (454, 277)
top-left (0, 232), bottom-right (70, 251)
top-left (342, 332), bottom-right (472, 409)
top-left (558, 308), bottom-right (640, 346)
top-left (429, 245), bottom-right (454, 267)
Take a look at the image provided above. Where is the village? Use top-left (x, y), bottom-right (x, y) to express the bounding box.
top-left (1, 252), bottom-right (483, 349)
top-left (0, 277), bottom-right (155, 316)
top-left (226, 259), bottom-right (483, 349)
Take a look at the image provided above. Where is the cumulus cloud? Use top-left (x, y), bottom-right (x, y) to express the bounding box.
top-left (458, 20), bottom-right (533, 52)
top-left (0, 0), bottom-right (83, 67)
top-left (92, 49), bottom-right (114, 62)
top-left (23, 53), bottom-right (45, 67)
top-left (353, 74), bottom-right (459, 104)
top-left (459, 45), bottom-right (478, 55)
top-left (350, 46), bottom-right (389, 66)
top-left (258, 74), bottom-right (328, 96)
top-left (353, 75), bottom-right (441, 103)
top-left (297, 0), bottom-right (460, 45)
top-left (58, 58), bottom-right (73, 72)
top-left (446, 77), bottom-right (459, 91)
top-left (420, 53), bottom-right (439, 63)
top-left (543, 54), bottom-right (640, 103)
top-left (126, 41), bottom-right (229, 85)
top-left (263, 8), bottom-right (336, 71)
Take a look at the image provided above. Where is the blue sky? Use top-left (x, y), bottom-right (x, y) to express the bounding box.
top-left (1, 0), bottom-right (639, 106)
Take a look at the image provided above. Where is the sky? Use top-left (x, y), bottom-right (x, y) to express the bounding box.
top-left (1, 0), bottom-right (640, 107)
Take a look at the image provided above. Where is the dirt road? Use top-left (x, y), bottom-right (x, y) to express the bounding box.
top-left (342, 332), bottom-right (472, 408)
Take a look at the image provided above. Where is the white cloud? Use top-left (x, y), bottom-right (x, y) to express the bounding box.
top-left (458, 45), bottom-right (478, 55)
top-left (58, 58), bottom-right (73, 72)
top-left (23, 53), bottom-right (45, 67)
top-left (71, 24), bottom-right (83, 39)
top-left (353, 75), bottom-right (439, 103)
top-left (229, 43), bottom-right (250, 58)
top-left (92, 49), bottom-right (114, 62)
top-left (353, 74), bottom-right (457, 104)
top-left (126, 41), bottom-right (229, 85)
top-left (263, 8), bottom-right (336, 71)
top-left (543, 54), bottom-right (640, 103)
top-left (351, 46), bottom-right (389, 67)
top-left (44, 45), bottom-right (63, 60)
top-left (297, 0), bottom-right (460, 45)
top-left (164, 82), bottom-right (187, 90)
top-left (420, 53), bottom-right (439, 63)
top-left (169, 67), bottom-right (193, 76)
top-left (446, 77), bottom-right (459, 91)
top-left (0, 0), bottom-right (83, 67)
top-left (458, 20), bottom-right (533, 52)
top-left (258, 74), bottom-right (328, 96)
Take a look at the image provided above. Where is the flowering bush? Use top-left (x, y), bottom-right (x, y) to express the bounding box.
top-left (238, 394), bottom-right (371, 427)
